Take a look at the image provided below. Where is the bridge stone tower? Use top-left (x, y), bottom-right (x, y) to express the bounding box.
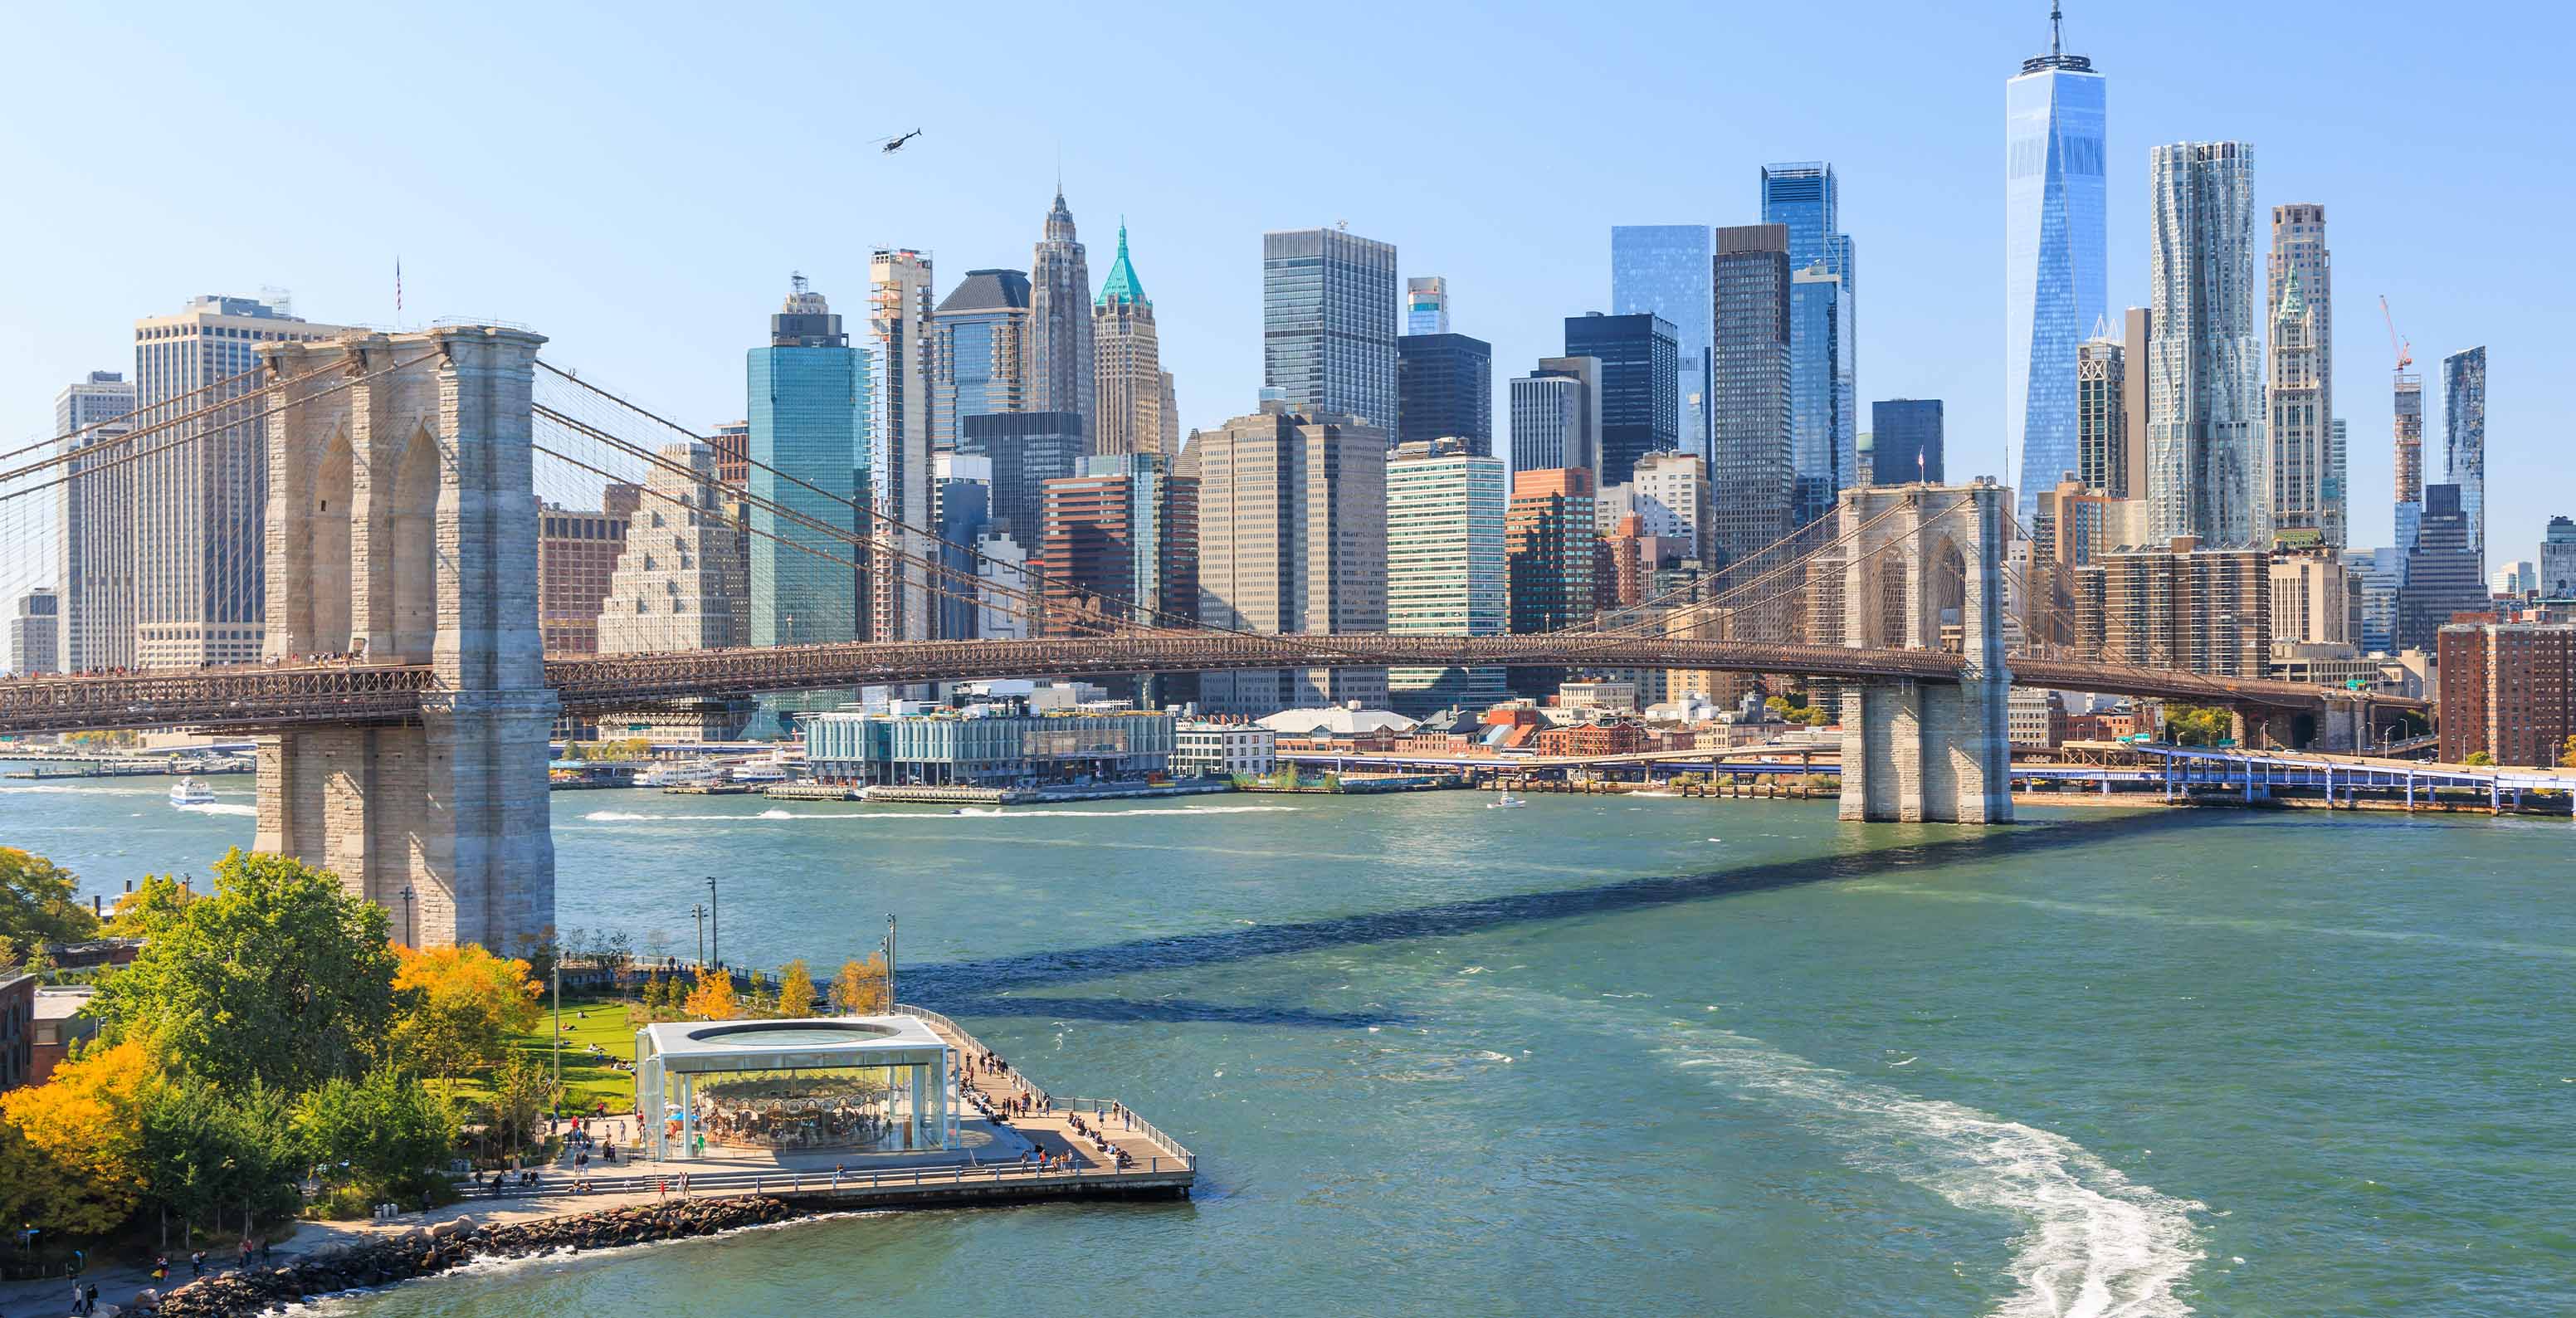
top-left (254, 326), bottom-right (557, 949)
top-left (1834, 483), bottom-right (2014, 823)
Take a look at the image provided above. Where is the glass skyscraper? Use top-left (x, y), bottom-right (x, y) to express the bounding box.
top-left (1711, 224), bottom-right (1793, 564)
top-left (931, 268), bottom-right (1030, 450)
top-left (2004, 12), bottom-right (2106, 521)
top-left (1763, 163), bottom-right (1857, 525)
top-left (1405, 276), bottom-right (1450, 335)
top-left (1564, 312), bottom-right (1678, 486)
top-left (1396, 332), bottom-right (1493, 454)
top-left (2443, 346), bottom-right (2486, 574)
top-left (1609, 225), bottom-right (1713, 459)
top-left (1871, 398), bottom-right (1945, 485)
top-left (746, 278), bottom-right (871, 647)
top-left (1263, 227), bottom-right (1399, 432)
top-left (2148, 141), bottom-right (2266, 548)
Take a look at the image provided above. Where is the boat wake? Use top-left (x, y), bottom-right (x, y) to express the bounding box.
top-left (578, 810), bottom-right (661, 823)
top-left (1664, 1030), bottom-right (2203, 1317)
top-left (175, 802), bottom-right (256, 818)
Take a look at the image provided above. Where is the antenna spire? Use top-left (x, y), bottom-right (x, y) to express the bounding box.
top-left (2051, 2), bottom-right (2063, 56)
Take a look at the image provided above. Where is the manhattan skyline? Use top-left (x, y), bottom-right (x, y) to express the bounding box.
top-left (0, 1), bottom-right (2566, 555)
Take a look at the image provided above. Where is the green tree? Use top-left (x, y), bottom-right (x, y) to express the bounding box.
top-left (140, 1076), bottom-right (302, 1245)
top-left (96, 849), bottom-right (401, 1093)
top-left (0, 847), bottom-right (102, 949)
top-left (2464, 749), bottom-right (2496, 767)
top-left (2164, 705), bottom-right (2232, 748)
top-left (293, 1066), bottom-right (457, 1197)
top-left (104, 872), bottom-right (196, 939)
top-left (482, 1055), bottom-right (555, 1156)
top-left (776, 959), bottom-right (817, 1018)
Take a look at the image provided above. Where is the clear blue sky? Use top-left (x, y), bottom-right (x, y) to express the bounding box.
top-left (3, 0), bottom-right (2568, 559)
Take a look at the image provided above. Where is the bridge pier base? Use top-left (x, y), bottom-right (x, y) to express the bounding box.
top-left (1837, 677), bottom-right (2013, 823)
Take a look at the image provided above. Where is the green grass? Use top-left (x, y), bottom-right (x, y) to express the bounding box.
top-left (446, 993), bottom-right (642, 1115)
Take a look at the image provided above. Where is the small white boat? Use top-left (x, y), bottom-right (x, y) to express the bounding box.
top-left (1486, 792), bottom-right (1527, 809)
top-left (727, 763), bottom-right (790, 784)
top-left (169, 777), bottom-right (217, 808)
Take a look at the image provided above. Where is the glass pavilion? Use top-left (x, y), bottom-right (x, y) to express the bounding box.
top-left (636, 1016), bottom-right (958, 1160)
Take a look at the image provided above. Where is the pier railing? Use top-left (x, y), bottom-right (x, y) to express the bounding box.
top-left (895, 1003), bottom-right (1193, 1169)
top-left (895, 1001), bottom-right (1051, 1106)
top-left (452, 1154), bottom-right (1192, 1203)
top-left (1032, 1096), bottom-right (1196, 1170)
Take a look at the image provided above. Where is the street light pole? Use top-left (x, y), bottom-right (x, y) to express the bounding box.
top-left (692, 904), bottom-right (706, 967)
top-left (398, 886), bottom-right (415, 949)
top-left (705, 876), bottom-right (720, 969)
top-left (550, 951), bottom-right (563, 1097)
top-left (884, 914), bottom-right (896, 1011)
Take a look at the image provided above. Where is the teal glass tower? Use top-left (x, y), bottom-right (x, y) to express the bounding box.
top-left (746, 276), bottom-right (871, 647)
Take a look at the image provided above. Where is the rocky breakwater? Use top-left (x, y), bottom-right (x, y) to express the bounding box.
top-left (159, 1198), bottom-right (798, 1317)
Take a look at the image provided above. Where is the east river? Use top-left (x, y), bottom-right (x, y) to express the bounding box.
top-left (4, 769), bottom-right (2571, 1316)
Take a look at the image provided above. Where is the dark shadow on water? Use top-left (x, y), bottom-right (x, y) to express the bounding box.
top-left (905, 808), bottom-right (2221, 1020)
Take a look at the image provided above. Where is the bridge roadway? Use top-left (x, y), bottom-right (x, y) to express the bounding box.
top-left (0, 633), bottom-right (2414, 736)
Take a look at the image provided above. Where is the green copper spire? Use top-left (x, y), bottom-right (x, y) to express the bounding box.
top-left (2277, 264), bottom-right (2306, 321)
top-left (1095, 220), bottom-right (1149, 308)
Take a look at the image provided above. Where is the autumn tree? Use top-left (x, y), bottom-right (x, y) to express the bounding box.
top-left (830, 954), bottom-right (890, 1015)
top-left (391, 944), bottom-right (543, 1079)
top-left (776, 959), bottom-right (817, 1018)
top-left (104, 872), bottom-right (196, 939)
top-left (2559, 735), bottom-right (2576, 769)
top-left (0, 847), bottom-right (102, 949)
top-left (681, 966), bottom-right (740, 1021)
top-left (0, 1037), bottom-right (154, 1234)
top-left (95, 849), bottom-right (400, 1092)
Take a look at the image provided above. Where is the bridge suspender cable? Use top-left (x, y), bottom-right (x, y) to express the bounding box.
top-left (0, 362), bottom-right (270, 466)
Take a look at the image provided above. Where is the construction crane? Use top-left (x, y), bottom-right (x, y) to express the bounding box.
top-left (2379, 294), bottom-right (2413, 373)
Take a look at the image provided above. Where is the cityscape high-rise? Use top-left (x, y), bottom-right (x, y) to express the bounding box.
top-left (1564, 313), bottom-right (1679, 486)
top-left (1261, 227), bottom-right (1399, 432)
top-left (2004, 6), bottom-right (2107, 524)
top-left (2542, 515), bottom-right (2576, 600)
top-left (2147, 140), bottom-right (2266, 548)
top-left (1091, 225), bottom-right (1167, 457)
top-left (2269, 204), bottom-right (2339, 547)
top-left (1191, 403), bottom-right (1388, 715)
top-left (51, 370), bottom-right (138, 672)
top-left (535, 486), bottom-right (638, 656)
top-left (1869, 399), bottom-right (1944, 486)
top-left (1711, 223), bottom-right (1794, 563)
top-left (2437, 620), bottom-right (2576, 766)
top-left (1405, 276), bottom-right (1450, 335)
top-left (2266, 268), bottom-right (2329, 547)
top-left (933, 454), bottom-right (993, 641)
top-left (2076, 333), bottom-right (2127, 495)
top-left (2398, 484), bottom-right (2488, 652)
top-left (1610, 225), bottom-right (1715, 458)
top-left (1396, 331), bottom-right (1493, 454)
top-left (957, 411), bottom-right (1084, 547)
top-left (710, 420), bottom-right (750, 488)
top-left (869, 247), bottom-right (938, 642)
top-left (7, 589), bottom-right (58, 676)
top-left (131, 295), bottom-right (347, 667)
top-left (1384, 442), bottom-right (1508, 715)
top-left (2073, 535), bottom-right (2270, 677)
top-left (1029, 190), bottom-right (1094, 443)
top-left (1506, 467), bottom-right (1598, 695)
top-left (1510, 357), bottom-right (1601, 476)
top-left (745, 277), bottom-right (868, 647)
top-left (1624, 449), bottom-right (1716, 569)
top-left (930, 267), bottom-right (1031, 449)
top-left (2443, 346), bottom-right (2487, 575)
top-left (596, 442), bottom-right (745, 655)
top-left (1037, 452), bottom-right (1197, 634)
top-left (1763, 164), bottom-right (1857, 527)
top-left (2393, 365), bottom-right (2424, 558)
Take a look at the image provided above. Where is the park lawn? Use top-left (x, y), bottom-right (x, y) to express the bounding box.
top-left (447, 993), bottom-right (643, 1115)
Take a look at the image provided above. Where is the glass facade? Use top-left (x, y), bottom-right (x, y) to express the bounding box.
top-left (1385, 452), bottom-right (1508, 715)
top-left (2443, 346), bottom-right (2486, 574)
top-left (1396, 333), bottom-right (1493, 454)
top-left (1564, 313), bottom-right (1678, 486)
top-left (745, 291), bottom-right (871, 648)
top-left (2004, 51), bottom-right (2106, 523)
top-left (2148, 141), bottom-right (2265, 547)
top-left (1870, 398), bottom-right (1944, 486)
top-left (1405, 276), bottom-right (1450, 335)
top-left (1262, 228), bottom-right (1399, 432)
top-left (1711, 225), bottom-right (1793, 564)
top-left (1764, 164), bottom-right (1856, 525)
top-left (1610, 225), bottom-right (1713, 459)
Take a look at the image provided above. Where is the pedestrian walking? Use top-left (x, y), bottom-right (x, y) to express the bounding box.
top-left (190, 1249), bottom-right (206, 1278)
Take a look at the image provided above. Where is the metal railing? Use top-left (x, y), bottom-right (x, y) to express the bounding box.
top-left (1032, 1096), bottom-right (1196, 1170)
top-left (452, 1154), bottom-right (1189, 1204)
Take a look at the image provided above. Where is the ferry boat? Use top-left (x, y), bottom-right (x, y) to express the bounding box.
top-left (1486, 791), bottom-right (1527, 809)
top-left (169, 777), bottom-right (217, 808)
top-left (726, 762), bottom-right (791, 785)
top-left (637, 761), bottom-right (725, 788)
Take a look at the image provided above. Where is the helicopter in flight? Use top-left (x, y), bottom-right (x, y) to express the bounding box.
top-left (875, 128), bottom-right (923, 155)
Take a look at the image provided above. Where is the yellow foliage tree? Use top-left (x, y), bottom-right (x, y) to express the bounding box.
top-left (776, 959), bottom-right (817, 1018)
top-left (391, 944), bottom-right (544, 1079)
top-left (0, 1037), bottom-right (155, 1234)
top-left (829, 954), bottom-right (890, 1015)
top-left (682, 967), bottom-right (740, 1021)
top-left (2559, 735), bottom-right (2576, 769)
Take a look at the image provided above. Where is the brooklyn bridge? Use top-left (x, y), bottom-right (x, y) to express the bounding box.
top-left (0, 324), bottom-right (2412, 949)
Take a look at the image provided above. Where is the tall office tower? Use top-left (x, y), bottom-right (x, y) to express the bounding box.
top-left (2121, 307), bottom-right (2152, 496)
top-left (2076, 333), bottom-right (2126, 495)
top-left (1029, 190), bottom-right (1094, 442)
top-left (1612, 225), bottom-right (1715, 459)
top-left (2358, 547), bottom-right (2405, 653)
top-left (2399, 484), bottom-right (2487, 652)
top-left (595, 442), bottom-right (746, 653)
top-left (705, 421), bottom-right (754, 647)
top-left (535, 486), bottom-right (639, 655)
top-left (52, 370), bottom-right (138, 671)
top-left (710, 420), bottom-right (750, 488)
top-left (2269, 204), bottom-right (2338, 546)
top-left (2071, 535), bottom-right (2270, 676)
top-left (2443, 346), bottom-right (2487, 574)
top-left (1509, 357), bottom-right (1602, 475)
top-left (1406, 276), bottom-right (1451, 335)
top-left (1191, 403), bottom-right (1388, 715)
top-left (934, 454), bottom-right (993, 640)
top-left (2542, 516), bottom-right (2576, 599)
top-left (1091, 225), bottom-right (1166, 457)
top-left (130, 295), bottom-right (348, 667)
top-left (2268, 549), bottom-right (2354, 647)
top-left (2147, 141), bottom-right (2266, 548)
top-left (1712, 224), bottom-right (1794, 563)
top-left (869, 248), bottom-right (938, 642)
top-left (1037, 452), bottom-right (1197, 634)
top-left (746, 278), bottom-right (869, 647)
top-left (1397, 331), bottom-right (1494, 454)
top-left (1627, 449), bottom-right (1716, 569)
top-left (1763, 164), bottom-right (1857, 525)
top-left (1506, 467), bottom-right (1598, 696)
top-left (2392, 367), bottom-right (2424, 558)
top-left (1159, 373), bottom-right (1180, 456)
top-left (1262, 227), bottom-right (1399, 432)
top-left (1385, 444), bottom-right (1508, 715)
top-left (8, 589), bottom-right (59, 676)
top-left (931, 268), bottom-right (1031, 449)
top-left (2003, 7), bottom-right (2105, 523)
top-left (957, 411), bottom-right (1085, 546)
top-left (2266, 268), bottom-right (2327, 547)
top-left (1870, 398), bottom-right (1945, 486)
top-left (1564, 313), bottom-right (1680, 486)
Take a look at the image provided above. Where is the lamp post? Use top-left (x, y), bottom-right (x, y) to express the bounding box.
top-left (705, 876), bottom-right (719, 969)
top-left (692, 903), bottom-right (706, 967)
top-left (883, 914), bottom-right (896, 1011)
top-left (398, 885), bottom-right (415, 949)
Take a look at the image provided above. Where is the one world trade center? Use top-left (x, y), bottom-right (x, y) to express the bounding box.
top-left (2003, 4), bottom-right (2105, 520)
